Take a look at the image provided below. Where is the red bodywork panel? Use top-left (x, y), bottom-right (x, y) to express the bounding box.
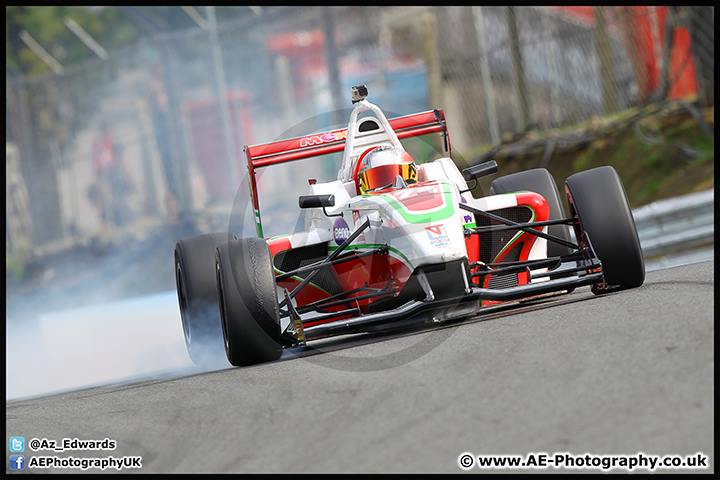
top-left (470, 191), bottom-right (550, 306)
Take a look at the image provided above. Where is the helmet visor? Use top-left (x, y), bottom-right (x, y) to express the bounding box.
top-left (359, 163), bottom-right (417, 193)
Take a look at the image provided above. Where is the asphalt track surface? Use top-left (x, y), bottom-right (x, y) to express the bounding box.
top-left (6, 260), bottom-right (714, 473)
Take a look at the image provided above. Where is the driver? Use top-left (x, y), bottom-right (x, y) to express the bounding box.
top-left (358, 145), bottom-right (417, 194)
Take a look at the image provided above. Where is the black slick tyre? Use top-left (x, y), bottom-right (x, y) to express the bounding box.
top-left (216, 237), bottom-right (282, 367)
top-left (175, 232), bottom-right (236, 366)
top-left (564, 166), bottom-right (645, 294)
top-left (490, 168), bottom-right (573, 257)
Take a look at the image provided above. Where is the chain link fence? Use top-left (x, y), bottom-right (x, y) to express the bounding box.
top-left (6, 6), bottom-right (714, 259)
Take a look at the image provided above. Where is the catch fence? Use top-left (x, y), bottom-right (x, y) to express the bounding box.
top-left (6, 6), bottom-right (714, 257)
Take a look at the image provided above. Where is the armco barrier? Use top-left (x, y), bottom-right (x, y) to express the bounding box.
top-left (633, 188), bottom-right (714, 258)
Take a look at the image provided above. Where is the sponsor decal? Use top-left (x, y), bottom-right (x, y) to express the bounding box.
top-left (425, 225), bottom-right (445, 236)
top-left (334, 217), bottom-right (351, 245)
top-left (460, 196), bottom-right (474, 224)
top-left (425, 225), bottom-right (451, 248)
top-left (300, 130), bottom-right (348, 148)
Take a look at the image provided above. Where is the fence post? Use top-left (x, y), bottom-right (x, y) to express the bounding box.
top-left (473, 6), bottom-right (500, 145)
top-left (207, 6), bottom-right (240, 197)
top-left (540, 8), bottom-right (562, 128)
top-left (688, 6), bottom-right (715, 107)
top-left (506, 6), bottom-right (529, 132)
top-left (616, 6), bottom-right (650, 105)
top-left (423, 11), bottom-right (443, 110)
top-left (156, 40), bottom-right (194, 218)
top-left (594, 6), bottom-right (619, 114)
top-left (322, 6), bottom-right (343, 126)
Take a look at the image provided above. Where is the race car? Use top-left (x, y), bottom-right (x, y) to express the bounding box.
top-left (175, 85), bottom-right (645, 367)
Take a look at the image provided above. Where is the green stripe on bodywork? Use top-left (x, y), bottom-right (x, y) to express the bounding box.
top-left (267, 233), bottom-right (293, 242)
top-left (277, 274), bottom-right (332, 296)
top-left (328, 243), bottom-right (414, 270)
top-left (254, 210), bottom-right (264, 238)
top-left (272, 260), bottom-right (333, 296)
top-left (371, 182), bottom-right (457, 224)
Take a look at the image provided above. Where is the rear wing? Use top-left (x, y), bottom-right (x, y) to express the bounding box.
top-left (244, 109), bottom-right (451, 238)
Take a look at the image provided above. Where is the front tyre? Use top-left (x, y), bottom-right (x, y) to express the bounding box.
top-left (565, 166), bottom-right (645, 294)
top-left (175, 232), bottom-right (236, 366)
top-left (216, 237), bottom-right (282, 367)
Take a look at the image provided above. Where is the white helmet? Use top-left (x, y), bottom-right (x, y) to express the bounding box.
top-left (358, 146), bottom-right (417, 194)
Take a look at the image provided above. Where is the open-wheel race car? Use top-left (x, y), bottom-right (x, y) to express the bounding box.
top-left (175, 85), bottom-right (645, 367)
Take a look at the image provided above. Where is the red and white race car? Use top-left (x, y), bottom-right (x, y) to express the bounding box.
top-left (175, 85), bottom-right (645, 367)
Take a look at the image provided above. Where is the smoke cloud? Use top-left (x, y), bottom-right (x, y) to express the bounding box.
top-left (5, 291), bottom-right (228, 400)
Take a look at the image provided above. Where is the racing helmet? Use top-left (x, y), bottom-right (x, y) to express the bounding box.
top-left (358, 146), bottom-right (417, 194)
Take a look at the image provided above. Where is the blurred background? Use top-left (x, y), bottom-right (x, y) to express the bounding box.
top-left (6, 6), bottom-right (714, 323)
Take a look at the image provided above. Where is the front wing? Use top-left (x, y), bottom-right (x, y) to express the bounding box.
top-left (281, 244), bottom-right (604, 344)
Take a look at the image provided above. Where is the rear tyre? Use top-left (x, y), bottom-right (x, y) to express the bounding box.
top-left (216, 237), bottom-right (282, 367)
top-left (175, 232), bottom-right (236, 367)
top-left (565, 166), bottom-right (645, 294)
top-left (490, 168), bottom-right (573, 257)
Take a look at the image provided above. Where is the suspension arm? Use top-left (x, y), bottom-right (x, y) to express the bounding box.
top-left (459, 203), bottom-right (578, 249)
